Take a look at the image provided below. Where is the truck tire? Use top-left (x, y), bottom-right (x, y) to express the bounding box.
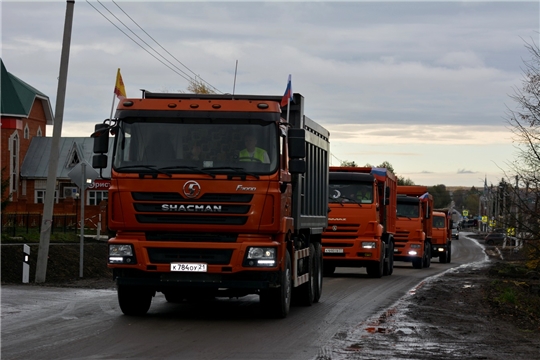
top-left (366, 249), bottom-right (384, 278)
top-left (260, 251), bottom-right (292, 318)
top-left (383, 241), bottom-right (394, 276)
top-left (313, 242), bottom-right (323, 303)
top-left (439, 248), bottom-right (448, 263)
top-left (293, 244), bottom-right (315, 306)
top-left (323, 264), bottom-right (336, 277)
top-left (118, 285), bottom-right (153, 316)
top-left (423, 243), bottom-right (431, 268)
top-left (447, 242), bottom-right (452, 263)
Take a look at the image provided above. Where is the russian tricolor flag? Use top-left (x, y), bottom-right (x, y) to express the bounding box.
top-left (419, 192), bottom-right (430, 201)
top-left (281, 74), bottom-right (293, 107)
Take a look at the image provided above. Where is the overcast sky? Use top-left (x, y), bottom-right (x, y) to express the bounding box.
top-left (2, 1), bottom-right (538, 187)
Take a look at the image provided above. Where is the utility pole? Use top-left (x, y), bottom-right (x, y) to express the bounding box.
top-left (35, 0), bottom-right (75, 283)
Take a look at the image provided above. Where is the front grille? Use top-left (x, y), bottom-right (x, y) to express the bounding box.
top-left (323, 224), bottom-right (360, 240)
top-left (134, 203), bottom-right (250, 214)
top-left (147, 248), bottom-right (233, 264)
top-left (136, 215), bottom-right (248, 225)
top-left (146, 232), bottom-right (238, 242)
top-left (132, 192), bottom-right (253, 202)
top-left (131, 192), bottom-right (253, 226)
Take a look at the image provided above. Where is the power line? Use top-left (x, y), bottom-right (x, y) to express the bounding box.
top-left (86, 1), bottom-right (192, 83)
top-left (87, 0), bottom-right (221, 93)
top-left (111, 0), bottom-right (220, 93)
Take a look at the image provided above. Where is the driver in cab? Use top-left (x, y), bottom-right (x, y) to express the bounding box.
top-left (239, 134), bottom-right (270, 163)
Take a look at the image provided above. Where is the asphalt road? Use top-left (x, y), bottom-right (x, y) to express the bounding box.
top-left (1, 233), bottom-right (485, 360)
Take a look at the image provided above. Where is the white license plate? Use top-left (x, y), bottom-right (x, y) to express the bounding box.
top-left (325, 248), bottom-right (344, 254)
top-left (170, 263), bottom-right (207, 272)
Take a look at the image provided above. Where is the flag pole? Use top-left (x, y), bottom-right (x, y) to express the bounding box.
top-left (109, 94), bottom-right (116, 125)
top-left (286, 96), bottom-right (291, 123)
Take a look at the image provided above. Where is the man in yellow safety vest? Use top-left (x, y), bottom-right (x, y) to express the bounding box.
top-left (239, 134), bottom-right (270, 163)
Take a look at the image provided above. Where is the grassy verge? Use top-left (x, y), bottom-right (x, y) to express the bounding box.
top-left (485, 261), bottom-right (540, 332)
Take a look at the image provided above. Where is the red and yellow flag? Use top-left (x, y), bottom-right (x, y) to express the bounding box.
top-left (114, 68), bottom-right (126, 99)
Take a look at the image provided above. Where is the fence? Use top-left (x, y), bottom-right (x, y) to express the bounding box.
top-left (1, 213), bottom-right (78, 237)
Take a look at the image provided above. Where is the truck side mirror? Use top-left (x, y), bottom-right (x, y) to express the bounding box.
top-left (288, 128), bottom-right (305, 158)
top-left (92, 123), bottom-right (109, 169)
top-left (289, 159), bottom-right (306, 174)
top-left (92, 123), bottom-right (110, 154)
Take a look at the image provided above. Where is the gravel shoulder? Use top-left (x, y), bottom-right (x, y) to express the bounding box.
top-left (317, 239), bottom-right (540, 360)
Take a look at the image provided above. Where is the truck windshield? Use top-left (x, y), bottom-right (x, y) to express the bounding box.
top-left (328, 182), bottom-right (373, 204)
top-left (433, 216), bottom-right (445, 228)
top-left (397, 202), bottom-right (420, 218)
top-left (112, 119), bottom-right (278, 175)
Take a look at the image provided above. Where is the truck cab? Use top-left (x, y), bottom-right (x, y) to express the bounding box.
top-left (322, 167), bottom-right (396, 278)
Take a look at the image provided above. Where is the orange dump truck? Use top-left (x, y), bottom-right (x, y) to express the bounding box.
top-left (92, 92), bottom-right (330, 318)
top-left (394, 185), bottom-right (433, 269)
top-left (432, 211), bottom-right (451, 263)
top-left (322, 167), bottom-right (397, 277)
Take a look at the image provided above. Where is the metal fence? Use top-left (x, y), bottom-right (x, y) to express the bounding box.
top-left (1, 213), bottom-right (78, 237)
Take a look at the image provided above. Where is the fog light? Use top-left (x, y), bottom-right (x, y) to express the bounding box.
top-left (438, 247), bottom-right (445, 252)
top-left (408, 251), bottom-right (418, 256)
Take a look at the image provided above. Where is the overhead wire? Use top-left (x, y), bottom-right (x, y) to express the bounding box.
top-left (86, 0), bottom-right (221, 92)
top-left (111, 0), bottom-right (220, 93)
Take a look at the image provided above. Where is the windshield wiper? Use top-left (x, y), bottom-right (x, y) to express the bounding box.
top-left (397, 214), bottom-right (413, 220)
top-left (159, 166), bottom-right (216, 178)
top-left (115, 165), bottom-right (172, 177)
top-left (202, 166), bottom-right (260, 179)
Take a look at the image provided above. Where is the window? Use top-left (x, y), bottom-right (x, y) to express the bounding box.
top-left (88, 190), bottom-right (108, 205)
top-left (35, 190), bottom-right (58, 204)
top-left (9, 132), bottom-right (19, 193)
top-left (37, 127), bottom-right (43, 137)
top-left (433, 216), bottom-right (446, 228)
top-left (24, 124), bottom-right (29, 139)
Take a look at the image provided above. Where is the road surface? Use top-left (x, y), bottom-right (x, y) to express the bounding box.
top-left (1, 233), bottom-right (484, 360)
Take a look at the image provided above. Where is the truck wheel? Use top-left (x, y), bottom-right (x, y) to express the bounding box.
top-left (383, 241), bottom-right (394, 276)
top-left (439, 248), bottom-right (448, 263)
top-left (323, 264), bottom-right (336, 277)
top-left (313, 242), bottom-right (323, 303)
top-left (412, 256), bottom-right (423, 269)
top-left (118, 285), bottom-right (153, 316)
top-left (293, 244), bottom-right (315, 306)
top-left (260, 251), bottom-right (292, 318)
top-left (366, 261), bottom-right (383, 278)
top-left (447, 243), bottom-right (452, 263)
top-left (423, 244), bottom-right (431, 268)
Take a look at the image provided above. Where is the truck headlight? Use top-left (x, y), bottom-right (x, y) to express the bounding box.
top-left (362, 242), bottom-right (376, 249)
top-left (244, 247), bottom-right (276, 267)
top-left (408, 251), bottom-right (418, 256)
top-left (410, 244), bottom-right (421, 249)
top-left (109, 244), bottom-right (136, 264)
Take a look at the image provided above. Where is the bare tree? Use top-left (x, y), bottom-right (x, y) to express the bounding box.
top-left (506, 38), bottom-right (540, 269)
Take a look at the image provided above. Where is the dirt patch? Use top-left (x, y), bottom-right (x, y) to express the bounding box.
top-left (318, 245), bottom-right (540, 359)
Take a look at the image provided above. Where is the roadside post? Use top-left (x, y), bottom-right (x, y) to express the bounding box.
top-left (22, 244), bottom-right (30, 283)
top-left (68, 160), bottom-right (99, 278)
